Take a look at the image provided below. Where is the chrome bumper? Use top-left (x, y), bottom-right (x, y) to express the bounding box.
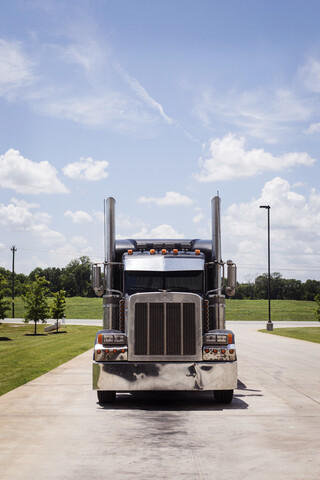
top-left (93, 361), bottom-right (237, 391)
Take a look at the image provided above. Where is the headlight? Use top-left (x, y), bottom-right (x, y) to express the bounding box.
top-left (114, 334), bottom-right (126, 344)
top-left (203, 332), bottom-right (233, 345)
top-left (102, 334), bottom-right (114, 343)
top-left (216, 334), bottom-right (228, 344)
top-left (101, 333), bottom-right (127, 344)
top-left (204, 334), bottom-right (217, 344)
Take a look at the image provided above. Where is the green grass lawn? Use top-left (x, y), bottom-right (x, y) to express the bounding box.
top-left (225, 299), bottom-right (316, 321)
top-left (5, 297), bottom-right (318, 321)
top-left (0, 323), bottom-right (100, 396)
top-left (6, 296), bottom-right (103, 319)
top-left (259, 327), bottom-right (320, 344)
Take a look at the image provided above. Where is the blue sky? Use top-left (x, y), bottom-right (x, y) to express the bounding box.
top-left (1, 0), bottom-right (320, 282)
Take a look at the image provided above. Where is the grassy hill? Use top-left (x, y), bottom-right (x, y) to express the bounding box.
top-left (5, 297), bottom-right (317, 321)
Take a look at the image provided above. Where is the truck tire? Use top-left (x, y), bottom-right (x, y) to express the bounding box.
top-left (213, 390), bottom-right (233, 404)
top-left (97, 390), bottom-right (116, 404)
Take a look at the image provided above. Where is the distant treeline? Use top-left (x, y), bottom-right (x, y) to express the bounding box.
top-left (231, 272), bottom-right (320, 301)
top-left (1, 258), bottom-right (319, 300)
top-left (1, 256), bottom-right (94, 297)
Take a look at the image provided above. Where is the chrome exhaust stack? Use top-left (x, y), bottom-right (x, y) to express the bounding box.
top-left (208, 196), bottom-right (237, 330)
top-left (103, 197), bottom-right (121, 330)
top-left (105, 197), bottom-right (116, 292)
top-left (208, 196), bottom-right (225, 330)
top-left (212, 196), bottom-right (222, 292)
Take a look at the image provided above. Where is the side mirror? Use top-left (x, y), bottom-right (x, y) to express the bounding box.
top-left (225, 260), bottom-right (236, 296)
top-left (92, 265), bottom-right (104, 297)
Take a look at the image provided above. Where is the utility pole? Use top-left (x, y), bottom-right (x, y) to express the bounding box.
top-left (11, 246), bottom-right (17, 319)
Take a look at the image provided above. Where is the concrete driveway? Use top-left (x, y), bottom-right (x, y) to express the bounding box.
top-left (0, 321), bottom-right (319, 480)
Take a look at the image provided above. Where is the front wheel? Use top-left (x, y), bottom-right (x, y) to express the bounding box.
top-left (97, 390), bottom-right (116, 404)
top-left (214, 390), bottom-right (233, 404)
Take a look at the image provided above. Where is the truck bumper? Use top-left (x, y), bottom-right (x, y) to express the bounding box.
top-left (93, 361), bottom-right (237, 391)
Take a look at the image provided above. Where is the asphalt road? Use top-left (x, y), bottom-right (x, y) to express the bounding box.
top-left (0, 321), bottom-right (319, 480)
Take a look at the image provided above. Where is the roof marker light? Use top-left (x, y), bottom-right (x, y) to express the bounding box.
top-left (150, 249), bottom-right (155, 254)
top-left (195, 249), bottom-right (200, 255)
top-left (162, 249), bottom-right (167, 255)
top-left (173, 249), bottom-right (178, 255)
top-left (128, 249), bottom-right (133, 255)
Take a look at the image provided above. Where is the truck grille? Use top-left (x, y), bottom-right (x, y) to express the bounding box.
top-left (134, 302), bottom-right (196, 356)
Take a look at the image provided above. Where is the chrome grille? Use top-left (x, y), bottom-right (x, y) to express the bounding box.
top-left (134, 302), bottom-right (196, 356)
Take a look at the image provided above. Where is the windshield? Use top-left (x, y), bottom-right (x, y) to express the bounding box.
top-left (125, 270), bottom-right (204, 294)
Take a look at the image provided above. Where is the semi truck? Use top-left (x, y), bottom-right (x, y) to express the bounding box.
top-left (92, 196), bottom-right (237, 403)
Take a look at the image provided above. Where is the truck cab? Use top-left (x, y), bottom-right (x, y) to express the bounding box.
top-left (92, 197), bottom-right (237, 404)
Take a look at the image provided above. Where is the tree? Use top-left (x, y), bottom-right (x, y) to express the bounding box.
top-left (22, 275), bottom-right (50, 335)
top-left (0, 274), bottom-right (10, 320)
top-left (43, 267), bottom-right (62, 293)
top-left (51, 290), bottom-right (66, 332)
top-left (61, 256), bottom-right (92, 297)
top-left (303, 280), bottom-right (320, 301)
top-left (254, 272), bottom-right (285, 299)
top-left (282, 278), bottom-right (302, 300)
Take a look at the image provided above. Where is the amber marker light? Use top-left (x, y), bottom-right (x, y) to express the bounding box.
top-left (195, 249), bottom-right (200, 255)
top-left (221, 349), bottom-right (226, 354)
top-left (162, 249), bottom-right (167, 254)
top-left (98, 334), bottom-right (103, 344)
top-left (150, 249), bottom-right (155, 254)
top-left (113, 349), bottom-right (117, 353)
top-left (173, 249), bottom-right (178, 255)
top-left (228, 333), bottom-right (233, 344)
top-left (97, 350), bottom-right (101, 354)
top-left (128, 249), bottom-right (133, 255)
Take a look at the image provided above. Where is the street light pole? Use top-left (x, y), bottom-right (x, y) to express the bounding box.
top-left (259, 206), bottom-right (273, 331)
top-left (11, 245), bottom-right (17, 319)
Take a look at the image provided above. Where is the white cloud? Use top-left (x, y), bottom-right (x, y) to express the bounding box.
top-left (223, 177), bottom-right (320, 281)
top-left (0, 39), bottom-right (36, 98)
top-left (0, 32), bottom-right (174, 135)
top-left (122, 224), bottom-right (185, 239)
top-left (193, 212), bottom-right (204, 223)
top-left (116, 214), bottom-right (146, 231)
top-left (299, 58), bottom-right (320, 93)
top-left (0, 201), bottom-right (65, 247)
top-left (149, 225), bottom-right (185, 238)
top-left (114, 61), bottom-right (173, 125)
top-left (64, 210), bottom-right (92, 223)
top-left (193, 134), bottom-right (316, 182)
top-left (0, 149), bottom-right (68, 194)
top-left (70, 236), bottom-right (88, 248)
top-left (34, 226), bottom-right (65, 247)
top-left (10, 198), bottom-right (39, 209)
top-left (304, 122), bottom-right (320, 135)
top-left (194, 87), bottom-right (312, 143)
top-left (0, 203), bottom-right (34, 230)
top-left (63, 156), bottom-right (109, 181)
top-left (139, 191), bottom-right (194, 207)
top-left (47, 244), bottom-right (93, 269)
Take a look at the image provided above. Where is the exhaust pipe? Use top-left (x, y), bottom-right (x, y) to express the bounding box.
top-left (209, 195), bottom-right (225, 330)
top-left (211, 196), bottom-right (222, 292)
top-left (105, 197), bottom-right (116, 291)
top-left (103, 197), bottom-right (121, 330)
